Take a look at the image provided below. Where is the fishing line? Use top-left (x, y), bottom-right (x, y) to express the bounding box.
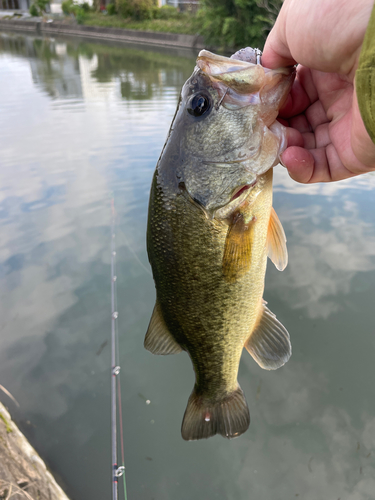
top-left (115, 221), bottom-right (152, 277)
top-left (110, 197), bottom-right (128, 500)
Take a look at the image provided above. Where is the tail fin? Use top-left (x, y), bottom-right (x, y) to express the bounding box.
top-left (181, 386), bottom-right (250, 441)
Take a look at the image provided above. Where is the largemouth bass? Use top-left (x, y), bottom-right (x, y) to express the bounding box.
top-left (145, 49), bottom-right (295, 441)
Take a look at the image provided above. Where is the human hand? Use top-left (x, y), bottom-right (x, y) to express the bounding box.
top-left (262, 0), bottom-right (375, 183)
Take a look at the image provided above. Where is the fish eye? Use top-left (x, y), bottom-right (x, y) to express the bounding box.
top-left (187, 93), bottom-right (211, 118)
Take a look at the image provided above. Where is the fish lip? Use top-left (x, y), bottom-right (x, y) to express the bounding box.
top-left (197, 50), bottom-right (256, 77)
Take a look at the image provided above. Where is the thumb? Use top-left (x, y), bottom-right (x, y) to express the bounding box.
top-left (261, 1), bottom-right (296, 69)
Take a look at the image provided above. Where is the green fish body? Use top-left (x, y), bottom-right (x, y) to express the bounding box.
top-left (145, 50), bottom-right (295, 440)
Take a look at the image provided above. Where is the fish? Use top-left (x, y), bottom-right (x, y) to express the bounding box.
top-left (145, 48), bottom-right (295, 441)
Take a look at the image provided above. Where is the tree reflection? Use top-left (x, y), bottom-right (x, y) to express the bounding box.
top-left (0, 32), bottom-right (195, 101)
top-left (75, 42), bottom-right (195, 100)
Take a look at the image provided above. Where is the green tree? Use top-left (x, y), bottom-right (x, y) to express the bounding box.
top-left (198, 0), bottom-right (282, 49)
top-left (116, 0), bottom-right (157, 20)
top-left (29, 3), bottom-right (39, 15)
top-left (61, 0), bottom-right (74, 14)
top-left (30, 0), bottom-right (50, 15)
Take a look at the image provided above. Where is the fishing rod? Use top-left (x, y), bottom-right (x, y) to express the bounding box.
top-left (110, 197), bottom-right (127, 500)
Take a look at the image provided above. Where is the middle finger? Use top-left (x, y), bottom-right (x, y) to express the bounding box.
top-left (305, 100), bottom-right (329, 131)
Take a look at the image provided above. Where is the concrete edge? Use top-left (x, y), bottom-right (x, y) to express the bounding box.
top-left (0, 19), bottom-right (206, 49)
top-left (0, 402), bottom-right (70, 500)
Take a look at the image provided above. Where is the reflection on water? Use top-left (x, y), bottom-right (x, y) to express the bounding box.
top-left (1, 31), bottom-right (375, 500)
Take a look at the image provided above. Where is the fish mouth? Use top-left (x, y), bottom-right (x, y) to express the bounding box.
top-left (197, 49), bottom-right (294, 79)
top-left (196, 49), bottom-right (295, 113)
top-left (196, 50), bottom-right (264, 105)
top-left (197, 50), bottom-right (258, 77)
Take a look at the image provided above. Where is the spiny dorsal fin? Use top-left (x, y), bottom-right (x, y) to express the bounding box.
top-left (267, 207), bottom-right (288, 271)
top-left (245, 301), bottom-right (291, 370)
top-left (144, 301), bottom-right (182, 355)
top-left (222, 213), bottom-right (256, 283)
top-left (181, 385), bottom-right (250, 441)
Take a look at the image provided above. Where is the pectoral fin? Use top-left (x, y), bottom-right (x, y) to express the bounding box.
top-left (267, 207), bottom-right (288, 271)
top-left (222, 213), bottom-right (256, 283)
top-left (144, 301), bottom-right (182, 355)
top-left (245, 301), bottom-right (291, 370)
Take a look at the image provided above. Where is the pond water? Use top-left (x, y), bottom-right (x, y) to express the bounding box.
top-left (1, 31), bottom-right (375, 500)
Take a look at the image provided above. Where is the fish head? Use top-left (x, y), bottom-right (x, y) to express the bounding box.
top-left (160, 50), bottom-right (295, 219)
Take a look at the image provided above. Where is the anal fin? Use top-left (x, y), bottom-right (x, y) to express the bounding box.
top-left (144, 301), bottom-right (182, 355)
top-left (222, 212), bottom-right (256, 283)
top-left (245, 301), bottom-right (291, 370)
top-left (267, 207), bottom-right (288, 271)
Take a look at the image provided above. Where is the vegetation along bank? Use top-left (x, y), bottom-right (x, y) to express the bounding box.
top-left (23, 0), bottom-right (283, 50)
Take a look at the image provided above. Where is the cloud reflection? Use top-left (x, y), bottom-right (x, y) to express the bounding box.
top-left (269, 169), bottom-right (375, 319)
top-left (274, 166), bottom-right (375, 195)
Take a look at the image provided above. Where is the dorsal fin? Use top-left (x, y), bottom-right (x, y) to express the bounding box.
top-left (222, 213), bottom-right (256, 283)
top-left (144, 301), bottom-right (182, 355)
top-left (245, 301), bottom-right (291, 370)
top-left (267, 207), bottom-right (288, 271)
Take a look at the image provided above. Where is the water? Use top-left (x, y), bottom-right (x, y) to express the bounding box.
top-left (1, 31), bottom-right (375, 500)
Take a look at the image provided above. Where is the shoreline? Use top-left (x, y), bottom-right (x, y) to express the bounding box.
top-left (0, 18), bottom-right (206, 49)
top-left (0, 402), bottom-right (70, 500)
